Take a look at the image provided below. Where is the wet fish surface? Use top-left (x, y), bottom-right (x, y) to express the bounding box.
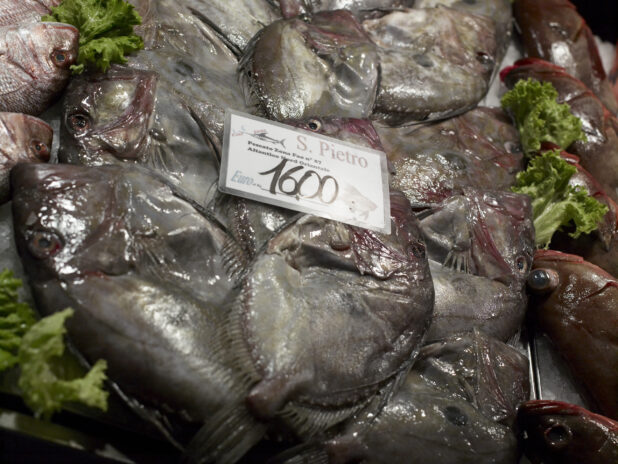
top-left (277, 330), bottom-right (529, 464)
top-left (420, 188), bottom-right (534, 342)
top-left (11, 163), bottom-right (247, 448)
top-left (239, 10), bottom-right (379, 121)
top-left (363, 7), bottom-right (498, 125)
top-left (278, 0), bottom-right (414, 18)
top-left (377, 107), bottom-right (524, 208)
top-left (502, 58), bottom-right (618, 205)
top-left (518, 400), bottom-right (618, 464)
top-left (513, 0), bottom-right (618, 114)
top-left (0, 0), bottom-right (62, 26)
top-left (527, 250), bottom-right (618, 420)
top-left (0, 112), bottom-right (52, 203)
top-left (0, 22), bottom-right (79, 115)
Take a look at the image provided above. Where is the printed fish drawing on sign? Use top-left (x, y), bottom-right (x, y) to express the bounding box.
top-left (232, 126), bottom-right (286, 148)
top-left (341, 182), bottom-right (378, 221)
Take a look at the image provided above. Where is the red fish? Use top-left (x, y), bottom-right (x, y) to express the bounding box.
top-left (518, 400), bottom-right (618, 464)
top-left (513, 0), bottom-right (618, 113)
top-left (527, 250), bottom-right (618, 420)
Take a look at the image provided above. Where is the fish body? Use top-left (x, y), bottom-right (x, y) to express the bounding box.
top-left (513, 0), bottom-right (618, 114)
top-left (518, 400), bottom-right (618, 464)
top-left (377, 107), bottom-right (524, 208)
top-left (363, 7), bottom-right (497, 125)
top-left (279, 331), bottom-right (529, 464)
top-left (0, 22), bottom-right (79, 115)
top-left (0, 0), bottom-right (61, 27)
top-left (527, 250), bottom-right (618, 420)
top-left (11, 163), bottom-right (246, 444)
top-left (502, 58), bottom-right (618, 205)
top-left (278, 0), bottom-right (414, 18)
top-left (239, 10), bottom-right (379, 121)
top-left (0, 112), bottom-right (51, 203)
top-left (420, 189), bottom-right (534, 341)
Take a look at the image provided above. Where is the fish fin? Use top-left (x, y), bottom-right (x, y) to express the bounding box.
top-left (442, 249), bottom-right (471, 274)
top-left (187, 7), bottom-right (243, 57)
top-left (183, 403), bottom-right (266, 464)
top-left (269, 443), bottom-right (329, 464)
top-left (221, 235), bottom-right (250, 283)
top-left (505, 330), bottom-right (521, 348)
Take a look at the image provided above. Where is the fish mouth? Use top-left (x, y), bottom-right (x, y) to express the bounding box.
top-left (519, 400), bottom-right (583, 417)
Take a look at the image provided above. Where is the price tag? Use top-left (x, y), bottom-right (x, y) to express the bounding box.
top-left (220, 110), bottom-right (391, 234)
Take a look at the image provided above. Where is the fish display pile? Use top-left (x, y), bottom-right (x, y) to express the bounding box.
top-left (1, 0), bottom-right (617, 463)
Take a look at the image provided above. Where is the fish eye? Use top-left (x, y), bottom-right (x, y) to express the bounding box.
top-left (30, 140), bottom-right (50, 162)
top-left (407, 242), bottom-right (426, 260)
top-left (515, 256), bottom-right (528, 273)
top-left (527, 268), bottom-right (558, 293)
top-left (544, 423), bottom-right (572, 449)
top-left (444, 406), bottom-right (468, 426)
top-left (51, 49), bottom-right (71, 67)
top-left (67, 114), bottom-right (91, 133)
top-left (330, 239), bottom-right (350, 251)
top-left (27, 230), bottom-right (63, 259)
top-left (307, 119), bottom-right (322, 131)
top-left (476, 51), bottom-right (494, 67)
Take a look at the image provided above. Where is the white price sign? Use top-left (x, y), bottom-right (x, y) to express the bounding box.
top-left (220, 111), bottom-right (391, 234)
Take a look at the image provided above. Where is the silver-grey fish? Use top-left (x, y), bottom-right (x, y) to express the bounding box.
top-left (11, 163), bottom-right (247, 450)
top-left (376, 107), bottom-right (524, 208)
top-left (278, 0), bottom-right (414, 18)
top-left (192, 191), bottom-right (434, 463)
top-left (0, 112), bottom-right (52, 203)
top-left (239, 10), bottom-right (379, 121)
top-left (0, 0), bottom-right (61, 27)
top-left (420, 188), bottom-right (534, 341)
top-left (363, 7), bottom-right (498, 125)
top-left (0, 22), bottom-right (79, 115)
top-left (277, 330), bottom-right (529, 464)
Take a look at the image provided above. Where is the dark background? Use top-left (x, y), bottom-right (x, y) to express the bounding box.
top-left (571, 0), bottom-right (618, 42)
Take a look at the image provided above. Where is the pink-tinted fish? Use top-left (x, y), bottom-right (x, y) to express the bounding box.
top-left (611, 43), bottom-right (618, 103)
top-left (0, 22), bottom-right (79, 115)
top-left (0, 112), bottom-right (51, 203)
top-left (501, 58), bottom-right (618, 206)
top-left (513, 0), bottom-right (618, 114)
top-left (527, 250), bottom-right (618, 420)
top-left (0, 0), bottom-right (62, 27)
top-left (518, 400), bottom-right (618, 464)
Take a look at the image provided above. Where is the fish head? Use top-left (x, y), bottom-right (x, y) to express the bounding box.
top-left (518, 400), bottom-right (618, 464)
top-left (59, 68), bottom-right (157, 165)
top-left (11, 163), bottom-right (134, 285)
top-left (26, 22), bottom-right (79, 78)
top-left (284, 117), bottom-right (384, 151)
top-left (0, 113), bottom-right (53, 164)
top-left (466, 189), bottom-right (535, 285)
top-left (239, 11), bottom-right (379, 120)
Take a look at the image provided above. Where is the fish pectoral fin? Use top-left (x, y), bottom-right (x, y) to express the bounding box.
top-left (443, 249), bottom-right (472, 274)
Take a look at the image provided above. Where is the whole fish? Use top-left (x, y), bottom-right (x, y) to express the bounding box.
top-left (376, 107), bottom-right (524, 208)
top-left (0, 22), bottom-right (79, 115)
top-left (0, 0), bottom-right (62, 26)
top-left (513, 0), bottom-right (618, 114)
top-left (549, 151), bottom-right (618, 278)
top-left (11, 163), bottom-right (249, 451)
top-left (193, 191), bottom-right (434, 463)
top-left (414, 0), bottom-right (513, 61)
top-left (527, 250), bottom-right (618, 420)
top-left (277, 330), bottom-right (529, 464)
top-left (420, 189), bottom-right (534, 341)
top-left (239, 10), bottom-right (379, 121)
top-left (363, 7), bottom-right (498, 126)
top-left (502, 58), bottom-right (618, 205)
top-left (0, 112), bottom-right (52, 203)
top-left (518, 400), bottom-right (618, 464)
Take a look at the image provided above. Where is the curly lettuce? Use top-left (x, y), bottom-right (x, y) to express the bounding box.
top-left (0, 272), bottom-right (108, 419)
top-left (512, 150), bottom-right (608, 248)
top-left (501, 79), bottom-right (586, 155)
top-left (43, 0), bottom-right (144, 74)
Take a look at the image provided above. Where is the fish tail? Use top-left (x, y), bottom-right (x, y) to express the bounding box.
top-left (270, 443), bottom-right (330, 464)
top-left (183, 403), bottom-right (266, 464)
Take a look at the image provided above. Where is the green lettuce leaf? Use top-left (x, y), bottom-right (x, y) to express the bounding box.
top-left (18, 308), bottom-right (108, 420)
top-left (512, 150), bottom-right (609, 248)
top-left (43, 0), bottom-right (143, 74)
top-left (501, 79), bottom-right (586, 155)
top-left (0, 271), bottom-right (36, 371)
